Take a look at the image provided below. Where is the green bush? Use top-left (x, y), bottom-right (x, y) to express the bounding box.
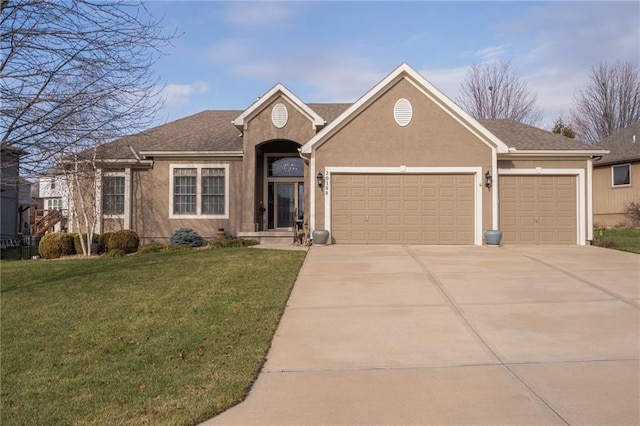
top-left (105, 248), bottom-right (125, 258)
top-left (169, 228), bottom-right (205, 247)
top-left (210, 237), bottom-right (258, 249)
top-left (38, 233), bottom-right (76, 259)
top-left (105, 230), bottom-right (139, 254)
top-left (139, 244), bottom-right (167, 254)
top-left (98, 230), bottom-right (139, 254)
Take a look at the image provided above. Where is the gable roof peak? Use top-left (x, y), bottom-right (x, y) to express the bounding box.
top-left (233, 82), bottom-right (325, 131)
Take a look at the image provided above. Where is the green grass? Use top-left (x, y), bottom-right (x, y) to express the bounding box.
top-left (1, 248), bottom-right (306, 425)
top-left (594, 227), bottom-right (640, 254)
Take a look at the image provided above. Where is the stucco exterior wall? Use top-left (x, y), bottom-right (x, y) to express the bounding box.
top-left (593, 161), bottom-right (640, 227)
top-left (313, 78), bottom-right (494, 234)
top-left (130, 158), bottom-right (243, 245)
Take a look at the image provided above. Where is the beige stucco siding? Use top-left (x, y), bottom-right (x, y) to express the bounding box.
top-left (313, 79), bottom-right (493, 235)
top-left (130, 158), bottom-right (243, 244)
top-left (593, 162), bottom-right (640, 226)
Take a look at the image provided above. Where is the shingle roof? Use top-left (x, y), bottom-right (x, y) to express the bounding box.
top-left (478, 119), bottom-right (599, 151)
top-left (594, 121), bottom-right (640, 166)
top-left (92, 107), bottom-right (604, 161)
top-left (93, 104), bottom-right (352, 160)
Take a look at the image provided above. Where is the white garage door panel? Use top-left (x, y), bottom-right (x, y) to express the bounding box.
top-left (331, 174), bottom-right (474, 244)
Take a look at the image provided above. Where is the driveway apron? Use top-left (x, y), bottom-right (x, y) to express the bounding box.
top-left (203, 245), bottom-right (640, 425)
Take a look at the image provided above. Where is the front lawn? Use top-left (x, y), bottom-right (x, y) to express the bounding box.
top-left (1, 248), bottom-right (306, 425)
top-left (594, 227), bottom-right (640, 254)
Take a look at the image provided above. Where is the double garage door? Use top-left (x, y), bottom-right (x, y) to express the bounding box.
top-left (331, 174), bottom-right (475, 244)
top-left (499, 175), bottom-right (577, 245)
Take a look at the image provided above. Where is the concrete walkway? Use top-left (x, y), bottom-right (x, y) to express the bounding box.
top-left (203, 245), bottom-right (640, 425)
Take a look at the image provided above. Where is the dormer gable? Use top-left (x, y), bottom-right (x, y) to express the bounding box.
top-left (233, 83), bottom-right (326, 132)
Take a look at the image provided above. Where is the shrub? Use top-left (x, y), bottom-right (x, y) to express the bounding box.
top-left (38, 232), bottom-right (76, 259)
top-left (210, 237), bottom-right (258, 249)
top-left (139, 244), bottom-right (167, 254)
top-left (625, 201), bottom-right (640, 226)
top-left (169, 228), bottom-right (205, 247)
top-left (98, 232), bottom-right (114, 250)
top-left (105, 248), bottom-right (125, 258)
top-left (105, 230), bottom-right (139, 254)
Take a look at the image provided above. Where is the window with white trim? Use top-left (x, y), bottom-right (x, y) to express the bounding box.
top-left (170, 164), bottom-right (229, 218)
top-left (612, 164), bottom-right (630, 187)
top-left (103, 176), bottom-right (125, 215)
top-left (47, 198), bottom-right (62, 210)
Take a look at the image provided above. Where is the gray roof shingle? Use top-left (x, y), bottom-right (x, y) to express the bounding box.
top-left (92, 107), bottom-right (605, 161)
top-left (594, 121), bottom-right (640, 165)
top-left (93, 104), bottom-right (352, 160)
top-left (478, 119), bottom-right (600, 151)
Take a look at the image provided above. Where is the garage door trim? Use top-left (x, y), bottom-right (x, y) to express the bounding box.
top-left (498, 168), bottom-right (586, 245)
top-left (324, 166), bottom-right (483, 245)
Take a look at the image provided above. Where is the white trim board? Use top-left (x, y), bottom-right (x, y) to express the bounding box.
top-left (498, 168), bottom-right (586, 245)
top-left (321, 166), bottom-right (484, 245)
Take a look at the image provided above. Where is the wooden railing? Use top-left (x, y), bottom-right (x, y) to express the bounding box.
top-left (32, 209), bottom-right (68, 235)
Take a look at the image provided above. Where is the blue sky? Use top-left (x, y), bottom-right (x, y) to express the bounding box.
top-left (146, 1), bottom-right (640, 130)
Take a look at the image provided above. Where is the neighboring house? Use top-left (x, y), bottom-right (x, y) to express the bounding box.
top-left (35, 172), bottom-right (69, 234)
top-left (1, 145), bottom-right (24, 237)
top-left (62, 63), bottom-right (606, 245)
top-left (593, 121), bottom-right (640, 227)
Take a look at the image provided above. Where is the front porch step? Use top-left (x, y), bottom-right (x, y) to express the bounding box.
top-left (237, 231), bottom-right (300, 245)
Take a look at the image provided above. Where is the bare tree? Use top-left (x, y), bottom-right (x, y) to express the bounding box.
top-left (570, 62), bottom-right (640, 143)
top-left (456, 60), bottom-right (542, 125)
top-left (0, 0), bottom-right (177, 254)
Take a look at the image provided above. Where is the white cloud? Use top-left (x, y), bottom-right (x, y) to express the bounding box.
top-left (475, 45), bottom-right (507, 62)
top-left (163, 81), bottom-right (210, 107)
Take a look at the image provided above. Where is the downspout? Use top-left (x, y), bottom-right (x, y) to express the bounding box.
top-left (298, 147), bottom-right (314, 233)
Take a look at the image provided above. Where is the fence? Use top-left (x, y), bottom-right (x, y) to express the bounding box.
top-left (0, 234), bottom-right (42, 261)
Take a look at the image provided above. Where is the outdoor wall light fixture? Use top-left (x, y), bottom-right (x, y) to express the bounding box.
top-left (484, 170), bottom-right (493, 188)
top-left (316, 172), bottom-right (324, 188)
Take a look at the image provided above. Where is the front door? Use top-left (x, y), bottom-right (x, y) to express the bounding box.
top-left (265, 155), bottom-right (305, 231)
top-left (268, 181), bottom-right (304, 230)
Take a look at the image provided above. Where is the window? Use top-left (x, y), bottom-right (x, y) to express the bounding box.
top-left (170, 165), bottom-right (228, 218)
top-left (267, 156), bottom-right (304, 177)
top-left (612, 164), bottom-right (631, 187)
top-left (47, 198), bottom-right (62, 210)
top-left (103, 176), bottom-right (125, 215)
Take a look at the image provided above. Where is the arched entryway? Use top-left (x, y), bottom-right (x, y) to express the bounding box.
top-left (255, 140), bottom-right (305, 232)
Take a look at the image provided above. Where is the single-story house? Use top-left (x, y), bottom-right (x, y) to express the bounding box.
top-left (593, 121), bottom-right (640, 227)
top-left (65, 63), bottom-right (608, 245)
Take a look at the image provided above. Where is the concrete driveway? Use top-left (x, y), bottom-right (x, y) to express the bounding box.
top-left (203, 245), bottom-right (640, 425)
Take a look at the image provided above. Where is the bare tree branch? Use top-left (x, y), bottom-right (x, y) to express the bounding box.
top-left (456, 60), bottom-right (542, 126)
top-left (570, 61), bottom-right (640, 143)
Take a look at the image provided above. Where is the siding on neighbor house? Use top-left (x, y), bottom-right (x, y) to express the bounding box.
top-left (593, 162), bottom-right (640, 227)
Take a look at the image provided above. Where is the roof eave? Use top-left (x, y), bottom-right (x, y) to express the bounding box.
top-left (139, 151), bottom-right (244, 158)
top-left (499, 149), bottom-right (610, 158)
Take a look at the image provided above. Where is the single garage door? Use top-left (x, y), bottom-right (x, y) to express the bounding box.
top-left (331, 174), bottom-right (475, 244)
top-left (500, 175), bottom-right (577, 245)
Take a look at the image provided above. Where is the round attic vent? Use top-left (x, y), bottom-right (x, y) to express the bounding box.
top-left (393, 98), bottom-right (412, 126)
top-left (271, 103), bottom-right (288, 128)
